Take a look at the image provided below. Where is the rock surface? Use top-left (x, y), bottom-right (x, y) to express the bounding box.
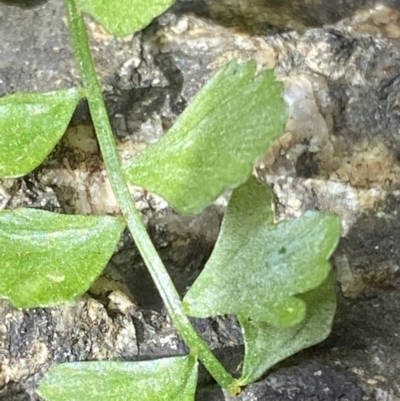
top-left (1, 0), bottom-right (400, 400)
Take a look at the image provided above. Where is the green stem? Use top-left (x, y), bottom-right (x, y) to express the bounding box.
top-left (65, 0), bottom-right (237, 393)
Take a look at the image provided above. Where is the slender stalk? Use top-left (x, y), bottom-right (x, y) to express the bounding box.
top-left (65, 0), bottom-right (237, 392)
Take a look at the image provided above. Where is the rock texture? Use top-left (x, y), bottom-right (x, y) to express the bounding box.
top-left (1, 0), bottom-right (400, 400)
top-left (173, 0), bottom-right (400, 32)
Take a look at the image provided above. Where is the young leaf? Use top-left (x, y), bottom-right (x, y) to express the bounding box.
top-left (38, 355), bottom-right (198, 401)
top-left (75, 0), bottom-right (176, 37)
top-left (0, 88), bottom-right (82, 178)
top-left (123, 61), bottom-right (287, 214)
top-left (0, 208), bottom-right (125, 308)
top-left (183, 176), bottom-right (341, 328)
top-left (238, 273), bottom-right (336, 385)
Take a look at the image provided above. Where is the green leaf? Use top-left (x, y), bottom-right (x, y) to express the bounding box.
top-left (183, 176), bottom-right (341, 327)
top-left (75, 0), bottom-right (175, 37)
top-left (38, 355), bottom-right (198, 401)
top-left (0, 208), bottom-right (125, 308)
top-left (238, 272), bottom-right (336, 385)
top-left (0, 88), bottom-right (82, 178)
top-left (123, 61), bottom-right (287, 214)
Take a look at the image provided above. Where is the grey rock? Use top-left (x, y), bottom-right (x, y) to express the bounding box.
top-left (172, 0), bottom-right (400, 32)
top-left (1, 1), bottom-right (400, 400)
